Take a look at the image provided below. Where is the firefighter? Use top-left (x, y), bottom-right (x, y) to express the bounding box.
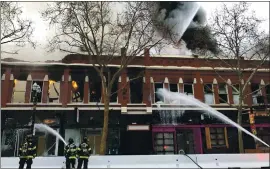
top-left (77, 137), bottom-right (92, 169)
top-left (18, 135), bottom-right (37, 169)
top-left (65, 138), bottom-right (77, 169)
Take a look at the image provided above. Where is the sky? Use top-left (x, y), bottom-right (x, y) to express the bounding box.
top-left (1, 2), bottom-right (269, 62)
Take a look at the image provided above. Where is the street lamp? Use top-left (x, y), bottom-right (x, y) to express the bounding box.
top-left (31, 82), bottom-right (41, 136)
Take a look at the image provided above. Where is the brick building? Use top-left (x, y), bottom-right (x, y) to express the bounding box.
top-left (1, 49), bottom-right (270, 157)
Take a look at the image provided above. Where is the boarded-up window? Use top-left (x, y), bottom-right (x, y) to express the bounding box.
top-left (12, 80), bottom-right (26, 103)
top-left (48, 80), bottom-right (60, 103)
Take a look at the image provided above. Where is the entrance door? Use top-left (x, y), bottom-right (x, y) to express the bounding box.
top-left (176, 129), bottom-right (195, 154)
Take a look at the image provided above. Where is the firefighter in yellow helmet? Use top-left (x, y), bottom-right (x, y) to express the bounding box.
top-left (77, 137), bottom-right (92, 169)
top-left (18, 135), bottom-right (37, 169)
top-left (65, 138), bottom-right (77, 169)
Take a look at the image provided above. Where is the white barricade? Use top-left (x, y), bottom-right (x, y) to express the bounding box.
top-left (1, 154), bottom-right (269, 168)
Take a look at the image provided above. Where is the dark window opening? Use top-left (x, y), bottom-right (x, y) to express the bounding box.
top-left (184, 84), bottom-right (193, 96)
top-left (251, 83), bottom-right (261, 104)
top-left (30, 81), bottom-right (43, 103)
top-left (218, 84), bottom-right (228, 104)
top-left (110, 81), bottom-right (118, 102)
top-left (154, 83), bottom-right (164, 102)
top-left (210, 128), bottom-right (226, 147)
top-left (265, 85), bottom-right (270, 103)
top-left (130, 77), bottom-right (143, 103)
top-left (169, 84), bottom-right (178, 92)
top-left (89, 80), bottom-right (102, 102)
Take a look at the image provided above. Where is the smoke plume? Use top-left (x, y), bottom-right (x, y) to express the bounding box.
top-left (152, 2), bottom-right (217, 55)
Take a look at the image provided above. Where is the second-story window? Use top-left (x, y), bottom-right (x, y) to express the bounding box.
top-left (266, 85), bottom-right (270, 103)
top-left (204, 84), bottom-right (214, 104)
top-left (12, 79), bottom-right (27, 103)
top-left (89, 80), bottom-right (101, 103)
top-left (154, 82), bottom-right (164, 103)
top-left (251, 83), bottom-right (261, 104)
top-left (184, 83), bottom-right (193, 97)
top-left (71, 80), bottom-right (84, 102)
top-left (130, 77), bottom-right (143, 103)
top-left (232, 84), bottom-right (240, 104)
top-left (48, 80), bottom-right (60, 103)
top-left (218, 84), bottom-right (228, 104)
top-left (30, 81), bottom-right (43, 103)
top-left (169, 84), bottom-right (178, 92)
top-left (110, 81), bottom-right (118, 103)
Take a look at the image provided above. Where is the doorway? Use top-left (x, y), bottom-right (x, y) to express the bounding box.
top-left (120, 131), bottom-right (152, 155)
top-left (176, 129), bottom-right (195, 154)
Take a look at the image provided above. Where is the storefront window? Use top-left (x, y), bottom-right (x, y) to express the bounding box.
top-left (210, 128), bottom-right (226, 147)
top-left (154, 132), bottom-right (174, 155)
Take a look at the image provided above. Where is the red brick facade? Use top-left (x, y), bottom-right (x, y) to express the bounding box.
top-left (1, 51), bottom-right (269, 109)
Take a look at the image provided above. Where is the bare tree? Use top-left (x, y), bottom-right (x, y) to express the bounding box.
top-left (0, 2), bottom-right (35, 54)
top-left (204, 2), bottom-right (269, 153)
top-left (42, 1), bottom-right (172, 154)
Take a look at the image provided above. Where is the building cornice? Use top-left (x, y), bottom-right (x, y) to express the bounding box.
top-left (1, 61), bottom-right (269, 72)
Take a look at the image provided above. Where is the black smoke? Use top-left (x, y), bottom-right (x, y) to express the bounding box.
top-left (153, 2), bottom-right (218, 54)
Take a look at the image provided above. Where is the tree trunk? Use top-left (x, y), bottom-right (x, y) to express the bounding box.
top-left (100, 92), bottom-right (110, 155)
top-left (237, 94), bottom-right (244, 153)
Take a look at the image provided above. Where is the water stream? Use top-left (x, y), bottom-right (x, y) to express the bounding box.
top-left (34, 123), bottom-right (67, 145)
top-left (156, 88), bottom-right (270, 147)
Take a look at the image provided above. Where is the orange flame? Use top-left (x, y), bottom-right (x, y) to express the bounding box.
top-left (49, 80), bottom-right (56, 85)
top-left (72, 81), bottom-right (78, 90)
top-left (14, 79), bottom-right (17, 86)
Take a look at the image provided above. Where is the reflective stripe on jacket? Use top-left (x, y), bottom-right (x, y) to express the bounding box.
top-left (19, 142), bottom-right (36, 159)
top-left (77, 142), bottom-right (92, 158)
top-left (64, 143), bottom-right (77, 158)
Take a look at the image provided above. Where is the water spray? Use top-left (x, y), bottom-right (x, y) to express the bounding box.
top-left (156, 88), bottom-right (270, 148)
top-left (34, 123), bottom-right (67, 145)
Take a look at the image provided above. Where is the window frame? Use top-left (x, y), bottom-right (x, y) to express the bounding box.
top-left (153, 132), bottom-right (175, 155)
top-left (154, 82), bottom-right (164, 103)
top-left (30, 80), bottom-right (44, 103)
top-left (183, 83), bottom-right (194, 97)
top-left (12, 79), bottom-right (27, 103)
top-left (218, 84), bottom-right (228, 104)
top-left (48, 80), bottom-right (60, 103)
top-left (204, 84), bottom-right (214, 104)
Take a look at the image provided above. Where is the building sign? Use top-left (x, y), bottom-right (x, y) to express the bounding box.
top-left (127, 125), bottom-right (150, 131)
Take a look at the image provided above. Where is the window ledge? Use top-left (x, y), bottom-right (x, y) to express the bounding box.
top-left (127, 103), bottom-right (146, 105)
